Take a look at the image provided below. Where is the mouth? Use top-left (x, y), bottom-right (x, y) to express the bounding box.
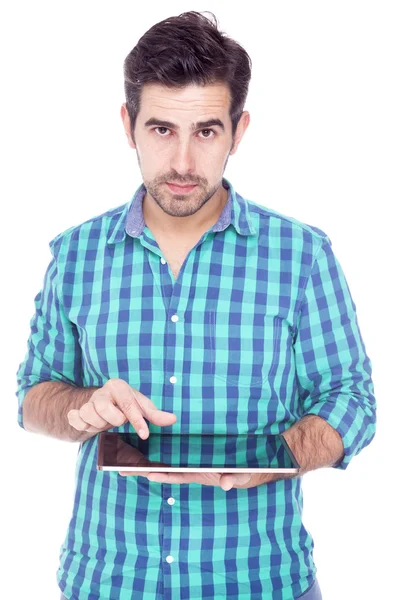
top-left (166, 182), bottom-right (198, 194)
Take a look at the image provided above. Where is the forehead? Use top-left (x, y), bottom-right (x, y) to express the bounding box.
top-left (138, 82), bottom-right (231, 120)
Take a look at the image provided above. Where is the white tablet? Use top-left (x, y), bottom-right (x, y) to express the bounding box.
top-left (97, 431), bottom-right (300, 474)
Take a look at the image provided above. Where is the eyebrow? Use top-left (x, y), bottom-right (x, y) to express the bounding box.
top-left (144, 117), bottom-right (225, 132)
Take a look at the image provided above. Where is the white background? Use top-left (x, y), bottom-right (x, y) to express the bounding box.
top-left (1, 1), bottom-right (398, 598)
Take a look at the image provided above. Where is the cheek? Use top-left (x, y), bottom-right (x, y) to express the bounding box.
top-left (137, 146), bottom-right (168, 174)
top-left (198, 145), bottom-right (229, 167)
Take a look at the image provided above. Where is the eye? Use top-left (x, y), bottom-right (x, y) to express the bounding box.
top-left (154, 127), bottom-right (171, 136)
top-left (199, 129), bottom-right (215, 139)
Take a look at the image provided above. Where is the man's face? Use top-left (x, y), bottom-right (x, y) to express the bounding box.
top-left (121, 82), bottom-right (249, 218)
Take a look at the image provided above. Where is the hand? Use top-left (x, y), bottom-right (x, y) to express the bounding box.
top-left (119, 469), bottom-right (282, 491)
top-left (67, 378), bottom-right (176, 438)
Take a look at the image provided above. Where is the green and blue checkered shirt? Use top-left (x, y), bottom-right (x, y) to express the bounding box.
top-left (16, 178), bottom-right (376, 599)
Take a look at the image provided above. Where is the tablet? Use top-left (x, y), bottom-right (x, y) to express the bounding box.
top-left (97, 431), bottom-right (300, 473)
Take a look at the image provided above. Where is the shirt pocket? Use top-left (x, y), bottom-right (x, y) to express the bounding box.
top-left (207, 309), bottom-right (284, 388)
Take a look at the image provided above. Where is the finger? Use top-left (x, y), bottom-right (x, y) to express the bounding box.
top-left (119, 471), bottom-right (150, 477)
top-left (97, 382), bottom-right (148, 436)
top-left (234, 473), bottom-right (253, 486)
top-left (220, 473), bottom-right (252, 491)
top-left (146, 473), bottom-right (174, 483)
top-left (107, 379), bottom-right (177, 433)
top-left (131, 387), bottom-right (177, 426)
top-left (92, 389), bottom-right (129, 427)
top-left (146, 473), bottom-right (191, 484)
top-left (147, 472), bottom-right (216, 486)
top-left (67, 409), bottom-right (93, 431)
top-left (79, 400), bottom-right (110, 429)
top-left (219, 475), bottom-right (234, 491)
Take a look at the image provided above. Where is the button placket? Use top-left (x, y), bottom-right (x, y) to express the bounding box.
top-left (168, 310), bottom-right (181, 385)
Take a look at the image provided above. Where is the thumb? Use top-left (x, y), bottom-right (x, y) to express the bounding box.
top-left (220, 473), bottom-right (252, 491)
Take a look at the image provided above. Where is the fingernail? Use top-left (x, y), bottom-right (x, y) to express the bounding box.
top-left (138, 429), bottom-right (146, 439)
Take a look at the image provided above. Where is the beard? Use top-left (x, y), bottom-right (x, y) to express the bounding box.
top-left (143, 178), bottom-right (223, 218)
top-left (140, 151), bottom-right (230, 218)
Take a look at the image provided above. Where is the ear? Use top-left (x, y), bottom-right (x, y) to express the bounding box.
top-left (120, 103), bottom-right (136, 149)
top-left (229, 111), bottom-right (250, 156)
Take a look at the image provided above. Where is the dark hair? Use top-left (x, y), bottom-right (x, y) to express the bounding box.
top-left (123, 11), bottom-right (252, 141)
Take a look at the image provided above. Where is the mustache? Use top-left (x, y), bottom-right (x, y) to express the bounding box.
top-left (165, 180), bottom-right (200, 185)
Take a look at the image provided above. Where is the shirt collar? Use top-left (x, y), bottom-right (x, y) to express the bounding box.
top-left (107, 177), bottom-right (256, 245)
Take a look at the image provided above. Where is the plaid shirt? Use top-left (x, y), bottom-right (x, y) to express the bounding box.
top-left (16, 177), bottom-right (376, 599)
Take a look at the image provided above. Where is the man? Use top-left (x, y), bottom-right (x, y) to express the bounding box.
top-left (16, 10), bottom-right (376, 600)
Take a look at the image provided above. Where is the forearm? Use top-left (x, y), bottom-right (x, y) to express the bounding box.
top-left (22, 381), bottom-right (100, 443)
top-left (236, 415), bottom-right (346, 489)
top-left (281, 414), bottom-right (345, 476)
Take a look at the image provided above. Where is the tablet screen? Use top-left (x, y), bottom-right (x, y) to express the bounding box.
top-left (97, 432), bottom-right (300, 473)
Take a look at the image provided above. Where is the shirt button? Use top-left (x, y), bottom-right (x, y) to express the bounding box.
top-left (166, 555), bottom-right (174, 563)
top-left (171, 314), bottom-right (179, 322)
top-left (160, 258), bottom-right (166, 264)
top-left (167, 497), bottom-right (175, 505)
top-left (170, 376), bottom-right (177, 384)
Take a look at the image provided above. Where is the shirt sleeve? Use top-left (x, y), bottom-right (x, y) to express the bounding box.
top-left (293, 237), bottom-right (377, 470)
top-left (15, 234), bottom-right (83, 430)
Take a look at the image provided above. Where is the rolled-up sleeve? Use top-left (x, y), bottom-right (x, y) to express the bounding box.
top-left (293, 237), bottom-right (377, 470)
top-left (16, 233), bottom-right (83, 430)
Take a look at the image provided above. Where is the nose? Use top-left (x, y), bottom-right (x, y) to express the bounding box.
top-left (170, 138), bottom-right (195, 177)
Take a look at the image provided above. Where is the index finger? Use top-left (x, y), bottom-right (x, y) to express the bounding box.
top-left (106, 379), bottom-right (177, 438)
